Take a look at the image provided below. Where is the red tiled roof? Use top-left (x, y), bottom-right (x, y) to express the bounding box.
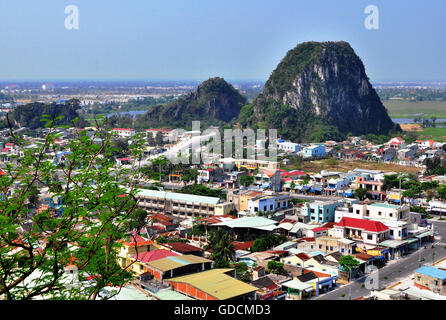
top-left (232, 241), bottom-right (254, 251)
top-left (0, 169), bottom-right (7, 176)
top-left (354, 253), bottom-right (374, 261)
top-left (299, 237), bottom-right (315, 242)
top-left (322, 222), bottom-right (336, 229)
top-left (142, 225), bottom-right (164, 232)
top-left (148, 214), bottom-right (173, 225)
top-left (121, 234), bottom-right (153, 247)
top-left (336, 217), bottom-right (389, 233)
top-left (280, 218), bottom-right (297, 224)
top-left (156, 230), bottom-right (180, 238)
top-left (312, 227), bottom-right (327, 232)
top-left (281, 170), bottom-right (307, 177)
top-left (303, 269), bottom-right (331, 278)
top-left (163, 242), bottom-right (203, 253)
top-left (196, 215), bottom-right (237, 224)
top-left (265, 250), bottom-right (289, 256)
top-left (132, 249), bottom-right (178, 263)
top-left (112, 128), bottom-right (134, 131)
top-left (295, 252), bottom-right (311, 261)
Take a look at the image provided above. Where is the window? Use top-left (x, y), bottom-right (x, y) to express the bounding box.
top-left (390, 230), bottom-right (394, 236)
top-left (341, 248), bottom-right (345, 253)
top-left (367, 234), bottom-right (373, 240)
top-left (366, 210), bottom-right (370, 216)
top-left (330, 247), bottom-right (333, 251)
top-left (319, 245), bottom-right (322, 249)
top-left (378, 211), bottom-right (382, 216)
top-left (389, 213), bottom-right (393, 217)
top-left (356, 210), bottom-right (360, 214)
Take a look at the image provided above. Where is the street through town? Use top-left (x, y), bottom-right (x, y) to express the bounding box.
top-left (315, 220), bottom-right (446, 300)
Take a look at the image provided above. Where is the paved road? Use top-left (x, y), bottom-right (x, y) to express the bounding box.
top-left (315, 220), bottom-right (446, 300)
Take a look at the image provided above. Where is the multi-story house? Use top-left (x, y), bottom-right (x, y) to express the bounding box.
top-left (135, 189), bottom-right (224, 218)
top-left (331, 217), bottom-right (390, 249)
top-left (414, 266), bottom-right (446, 296)
top-left (354, 174), bottom-right (386, 200)
top-left (302, 145), bottom-right (326, 158)
top-left (335, 202), bottom-right (410, 241)
top-left (301, 200), bottom-right (345, 224)
top-left (277, 140), bottom-right (300, 153)
top-left (247, 194), bottom-right (290, 215)
top-left (112, 128), bottom-right (136, 138)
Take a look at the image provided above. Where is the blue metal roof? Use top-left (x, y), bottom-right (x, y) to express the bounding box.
top-left (415, 266), bottom-right (446, 280)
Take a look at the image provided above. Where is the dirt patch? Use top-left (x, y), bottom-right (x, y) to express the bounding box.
top-left (286, 159), bottom-right (421, 175)
top-left (401, 123), bottom-right (422, 132)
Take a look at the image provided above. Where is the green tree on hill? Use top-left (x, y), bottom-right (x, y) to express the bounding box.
top-left (240, 175), bottom-right (254, 187)
top-left (354, 188), bottom-right (368, 201)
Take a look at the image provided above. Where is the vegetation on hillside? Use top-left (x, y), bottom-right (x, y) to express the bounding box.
top-left (10, 99), bottom-right (86, 129)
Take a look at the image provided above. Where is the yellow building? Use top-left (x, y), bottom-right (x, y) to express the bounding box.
top-left (215, 202), bottom-right (234, 215)
top-left (239, 191), bottom-right (263, 212)
top-left (117, 234), bottom-right (153, 270)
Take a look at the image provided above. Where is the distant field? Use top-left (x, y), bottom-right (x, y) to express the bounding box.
top-left (383, 100), bottom-right (446, 118)
top-left (416, 127), bottom-right (446, 141)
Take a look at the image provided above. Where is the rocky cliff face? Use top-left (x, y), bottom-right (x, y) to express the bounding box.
top-left (144, 77), bottom-right (246, 128)
top-left (245, 41), bottom-right (399, 141)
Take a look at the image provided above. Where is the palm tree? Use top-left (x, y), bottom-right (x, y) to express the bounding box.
top-left (205, 229), bottom-right (235, 263)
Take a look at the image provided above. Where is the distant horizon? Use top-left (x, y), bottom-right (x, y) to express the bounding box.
top-left (2, 79), bottom-right (446, 84)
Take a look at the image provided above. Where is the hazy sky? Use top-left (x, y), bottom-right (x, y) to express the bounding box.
top-left (0, 0), bottom-right (445, 82)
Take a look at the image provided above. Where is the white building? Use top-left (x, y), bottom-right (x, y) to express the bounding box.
top-left (335, 202), bottom-right (410, 223)
top-left (112, 128), bottom-right (136, 138)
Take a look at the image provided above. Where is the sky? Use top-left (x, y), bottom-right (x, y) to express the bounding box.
top-left (0, 0), bottom-right (445, 82)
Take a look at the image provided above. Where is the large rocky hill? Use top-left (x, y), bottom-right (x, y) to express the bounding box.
top-left (144, 77), bottom-right (246, 129)
top-left (239, 41), bottom-right (400, 142)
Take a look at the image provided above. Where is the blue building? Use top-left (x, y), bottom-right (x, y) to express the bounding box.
top-left (248, 195), bottom-right (290, 214)
top-left (301, 200), bottom-right (345, 223)
top-left (303, 145), bottom-right (326, 158)
top-left (277, 140), bottom-right (300, 153)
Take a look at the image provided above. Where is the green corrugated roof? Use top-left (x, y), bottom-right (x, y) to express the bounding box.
top-left (406, 238), bottom-right (419, 244)
top-left (154, 288), bottom-right (195, 300)
top-left (108, 287), bottom-right (154, 300)
top-left (379, 240), bottom-right (408, 248)
top-left (416, 231), bottom-right (433, 239)
top-left (369, 203), bottom-right (400, 209)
